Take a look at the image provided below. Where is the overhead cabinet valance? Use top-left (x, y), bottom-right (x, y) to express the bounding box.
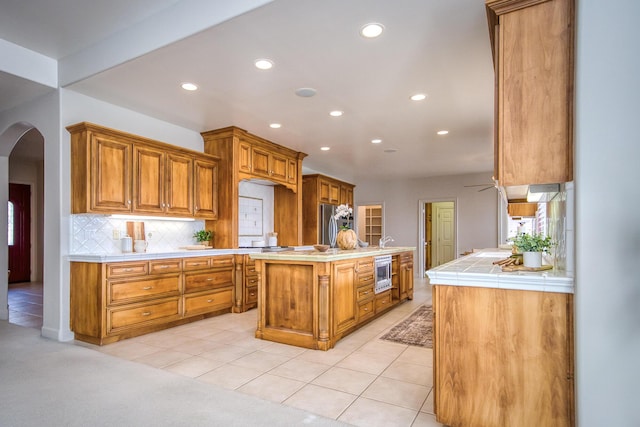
top-left (67, 122), bottom-right (219, 219)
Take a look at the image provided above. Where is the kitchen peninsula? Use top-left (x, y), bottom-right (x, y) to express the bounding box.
top-left (427, 250), bottom-right (574, 427)
top-left (251, 247), bottom-right (415, 350)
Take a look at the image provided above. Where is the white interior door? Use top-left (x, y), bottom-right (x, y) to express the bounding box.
top-left (434, 202), bottom-right (455, 266)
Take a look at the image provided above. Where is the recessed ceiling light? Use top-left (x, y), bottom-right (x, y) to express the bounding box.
top-left (329, 110), bottom-right (343, 117)
top-left (360, 23), bottom-right (384, 38)
top-left (321, 146), bottom-right (331, 151)
top-left (181, 82), bottom-right (198, 91)
top-left (254, 59), bottom-right (273, 70)
top-left (269, 123), bottom-right (282, 129)
top-left (295, 87), bottom-right (317, 97)
top-left (411, 93), bottom-right (427, 101)
top-left (371, 139), bottom-right (382, 144)
top-left (437, 130), bottom-right (449, 135)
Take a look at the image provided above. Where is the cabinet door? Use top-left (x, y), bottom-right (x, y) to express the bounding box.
top-left (339, 184), bottom-right (354, 206)
top-left (133, 145), bottom-right (164, 214)
top-left (287, 158), bottom-right (298, 185)
top-left (193, 159), bottom-right (218, 219)
top-left (399, 253), bottom-right (414, 300)
top-left (90, 134), bottom-right (132, 212)
top-left (251, 146), bottom-right (271, 178)
top-left (329, 183), bottom-right (340, 204)
top-left (238, 140), bottom-right (252, 174)
top-left (319, 179), bottom-right (332, 203)
top-left (270, 152), bottom-right (288, 182)
top-left (493, 0), bottom-right (573, 186)
top-left (332, 260), bottom-right (357, 334)
top-left (166, 152), bottom-right (193, 216)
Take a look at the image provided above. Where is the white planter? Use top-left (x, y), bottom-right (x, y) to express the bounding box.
top-left (523, 251), bottom-right (542, 268)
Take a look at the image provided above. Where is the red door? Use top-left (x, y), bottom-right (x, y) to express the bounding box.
top-left (8, 183), bottom-right (31, 283)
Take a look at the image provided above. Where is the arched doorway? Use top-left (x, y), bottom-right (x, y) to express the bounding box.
top-left (0, 123), bottom-right (44, 327)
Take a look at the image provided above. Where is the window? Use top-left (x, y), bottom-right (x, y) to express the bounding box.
top-left (8, 201), bottom-right (14, 246)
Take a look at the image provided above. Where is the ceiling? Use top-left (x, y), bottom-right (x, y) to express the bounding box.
top-left (1, 0), bottom-right (495, 184)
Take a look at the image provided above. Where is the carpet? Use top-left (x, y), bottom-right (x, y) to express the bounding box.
top-left (380, 304), bottom-right (433, 348)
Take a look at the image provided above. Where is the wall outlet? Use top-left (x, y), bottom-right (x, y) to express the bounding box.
top-left (112, 229), bottom-right (121, 240)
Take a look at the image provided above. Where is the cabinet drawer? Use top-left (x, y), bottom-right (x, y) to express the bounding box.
top-left (183, 257), bottom-right (212, 271)
top-left (184, 269), bottom-right (233, 293)
top-left (184, 288), bottom-right (233, 316)
top-left (358, 299), bottom-right (375, 322)
top-left (399, 253), bottom-right (413, 263)
top-left (358, 258), bottom-right (374, 272)
top-left (108, 275), bottom-right (181, 305)
top-left (108, 297), bottom-right (181, 331)
top-left (245, 274), bottom-right (258, 287)
top-left (107, 262), bottom-right (148, 278)
top-left (375, 291), bottom-right (392, 312)
top-left (245, 285), bottom-right (258, 305)
top-left (149, 258), bottom-right (182, 274)
top-left (211, 255), bottom-right (234, 268)
top-left (356, 284), bottom-right (374, 301)
top-left (358, 272), bottom-right (375, 286)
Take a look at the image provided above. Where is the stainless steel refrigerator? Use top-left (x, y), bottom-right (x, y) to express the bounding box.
top-left (319, 204), bottom-right (353, 246)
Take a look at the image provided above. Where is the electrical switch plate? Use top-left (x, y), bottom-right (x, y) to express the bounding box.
top-left (112, 229), bottom-right (121, 240)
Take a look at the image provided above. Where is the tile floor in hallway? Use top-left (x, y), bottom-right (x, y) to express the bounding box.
top-left (7, 282), bottom-right (43, 329)
top-left (84, 278), bottom-right (443, 427)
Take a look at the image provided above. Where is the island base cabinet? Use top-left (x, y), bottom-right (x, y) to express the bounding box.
top-left (433, 285), bottom-right (574, 427)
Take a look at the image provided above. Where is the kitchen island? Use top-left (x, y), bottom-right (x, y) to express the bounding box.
top-left (427, 250), bottom-right (574, 427)
top-left (250, 247), bottom-right (415, 350)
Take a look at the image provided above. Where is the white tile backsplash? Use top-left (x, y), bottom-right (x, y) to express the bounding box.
top-left (70, 214), bottom-right (206, 254)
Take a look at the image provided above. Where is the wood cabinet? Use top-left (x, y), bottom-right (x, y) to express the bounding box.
top-left (398, 252), bottom-right (414, 301)
top-left (507, 202), bottom-right (537, 217)
top-left (70, 255), bottom-right (235, 345)
top-left (234, 254), bottom-right (258, 313)
top-left (201, 126), bottom-right (307, 248)
top-left (302, 174), bottom-right (356, 245)
top-left (68, 122), bottom-right (219, 219)
top-left (193, 159), bottom-right (218, 219)
top-left (486, 0), bottom-right (574, 187)
top-left (254, 251), bottom-right (413, 350)
top-left (432, 285), bottom-right (574, 427)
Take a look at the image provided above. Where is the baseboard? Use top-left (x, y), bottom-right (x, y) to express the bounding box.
top-left (41, 326), bottom-right (75, 342)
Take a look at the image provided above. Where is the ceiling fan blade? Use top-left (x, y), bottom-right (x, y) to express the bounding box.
top-left (464, 184), bottom-right (494, 188)
top-left (478, 186), bottom-right (495, 192)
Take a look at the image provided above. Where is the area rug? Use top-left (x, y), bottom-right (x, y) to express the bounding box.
top-left (380, 304), bottom-right (433, 348)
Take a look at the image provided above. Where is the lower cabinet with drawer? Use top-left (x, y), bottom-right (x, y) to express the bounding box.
top-left (70, 255), bottom-right (235, 345)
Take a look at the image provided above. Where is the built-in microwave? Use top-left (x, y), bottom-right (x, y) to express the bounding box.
top-left (374, 255), bottom-right (393, 294)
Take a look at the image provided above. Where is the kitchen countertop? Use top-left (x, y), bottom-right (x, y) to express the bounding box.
top-left (426, 249), bottom-right (574, 294)
top-left (66, 247), bottom-right (307, 263)
top-left (249, 246), bottom-right (415, 262)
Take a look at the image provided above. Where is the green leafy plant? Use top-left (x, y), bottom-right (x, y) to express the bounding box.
top-left (509, 232), bottom-right (554, 253)
top-left (193, 229), bottom-right (213, 243)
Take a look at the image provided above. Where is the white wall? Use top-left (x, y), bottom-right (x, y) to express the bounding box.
top-left (575, 1), bottom-right (640, 425)
top-left (354, 171), bottom-right (497, 261)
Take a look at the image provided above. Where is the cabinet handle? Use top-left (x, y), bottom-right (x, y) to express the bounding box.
top-left (159, 265), bottom-right (169, 269)
top-left (207, 299), bottom-right (213, 303)
top-left (142, 311), bottom-right (151, 316)
top-left (207, 278), bottom-right (213, 281)
top-left (363, 307), bottom-right (369, 312)
top-left (124, 268), bottom-right (133, 272)
top-left (250, 292), bottom-right (255, 297)
top-left (142, 286), bottom-right (152, 290)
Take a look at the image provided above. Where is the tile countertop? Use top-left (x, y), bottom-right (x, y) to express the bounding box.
top-left (426, 249), bottom-right (574, 294)
top-left (249, 247), bottom-right (416, 262)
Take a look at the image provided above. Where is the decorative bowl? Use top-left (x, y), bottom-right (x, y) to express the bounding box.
top-left (313, 244), bottom-right (330, 252)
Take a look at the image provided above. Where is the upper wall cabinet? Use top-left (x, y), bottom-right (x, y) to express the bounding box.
top-left (68, 122), bottom-right (219, 219)
top-left (486, 0), bottom-right (574, 187)
top-left (201, 126), bottom-right (307, 248)
top-left (302, 174), bottom-right (355, 245)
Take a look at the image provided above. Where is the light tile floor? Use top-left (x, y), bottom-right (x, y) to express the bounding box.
top-left (81, 278), bottom-right (443, 427)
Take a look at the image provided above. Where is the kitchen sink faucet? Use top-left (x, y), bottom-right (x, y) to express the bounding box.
top-left (379, 236), bottom-right (394, 248)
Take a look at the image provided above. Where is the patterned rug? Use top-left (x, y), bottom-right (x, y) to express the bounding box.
top-left (380, 304), bottom-right (433, 348)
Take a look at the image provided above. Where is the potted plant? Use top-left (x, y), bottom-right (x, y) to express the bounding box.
top-left (334, 204), bottom-right (357, 250)
top-left (509, 232), bottom-right (554, 268)
top-left (193, 229), bottom-right (213, 247)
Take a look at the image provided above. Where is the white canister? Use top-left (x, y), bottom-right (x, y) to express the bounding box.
top-left (268, 236), bottom-right (277, 247)
top-left (121, 235), bottom-right (133, 253)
